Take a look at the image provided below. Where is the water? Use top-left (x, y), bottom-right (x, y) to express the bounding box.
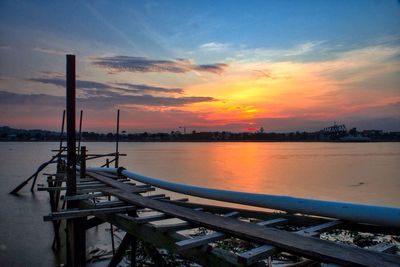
top-left (1, 142), bottom-right (399, 266)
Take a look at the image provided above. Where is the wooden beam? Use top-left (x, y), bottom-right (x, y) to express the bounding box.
top-left (163, 200), bottom-right (400, 235)
top-left (84, 217), bottom-right (105, 230)
top-left (369, 242), bottom-right (397, 254)
top-left (132, 208), bottom-right (203, 225)
top-left (87, 172), bottom-right (154, 194)
top-left (152, 221), bottom-right (192, 233)
top-left (65, 192), bottom-right (106, 201)
top-left (44, 206), bottom-right (136, 221)
top-left (84, 210), bottom-right (238, 267)
top-left (176, 217), bottom-right (287, 251)
top-left (237, 220), bottom-right (344, 265)
top-left (102, 187), bottom-right (400, 267)
top-left (256, 218), bottom-right (288, 226)
top-left (108, 233), bottom-right (132, 267)
top-left (296, 220), bottom-right (344, 237)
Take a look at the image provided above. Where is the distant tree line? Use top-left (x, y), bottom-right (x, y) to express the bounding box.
top-left (1, 126), bottom-right (399, 142)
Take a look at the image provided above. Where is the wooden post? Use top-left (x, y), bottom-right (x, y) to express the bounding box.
top-left (80, 146), bottom-right (86, 179)
top-left (66, 54), bottom-right (86, 267)
top-left (66, 54), bottom-right (77, 198)
top-left (115, 109), bottom-right (120, 168)
top-left (77, 110), bottom-right (83, 156)
top-left (106, 158), bottom-right (116, 255)
top-left (59, 110), bottom-right (66, 154)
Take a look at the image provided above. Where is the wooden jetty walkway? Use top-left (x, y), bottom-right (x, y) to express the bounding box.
top-left (10, 55), bottom-right (400, 267)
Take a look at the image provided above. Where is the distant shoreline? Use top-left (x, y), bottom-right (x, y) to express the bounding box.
top-left (1, 140), bottom-right (399, 143)
top-left (2, 126), bottom-right (399, 142)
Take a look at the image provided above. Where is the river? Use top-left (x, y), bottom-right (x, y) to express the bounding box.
top-left (0, 142), bottom-right (399, 266)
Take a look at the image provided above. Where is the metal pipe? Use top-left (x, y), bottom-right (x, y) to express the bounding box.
top-left (87, 167), bottom-right (400, 228)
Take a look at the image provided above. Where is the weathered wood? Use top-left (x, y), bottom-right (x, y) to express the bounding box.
top-left (79, 146), bottom-right (86, 179)
top-left (10, 148), bottom-right (65, 194)
top-left (132, 213), bottom-right (170, 224)
top-left (108, 233), bottom-right (132, 267)
top-left (369, 242), bottom-right (397, 254)
top-left (150, 196), bottom-right (170, 201)
top-left (152, 221), bottom-right (192, 233)
top-left (238, 220), bottom-right (344, 264)
top-left (84, 217), bottom-right (105, 230)
top-left (176, 232), bottom-right (228, 251)
top-left (93, 201), bottom-right (135, 209)
top-left (256, 218), bottom-right (288, 226)
top-left (132, 208), bottom-right (203, 224)
top-left (80, 206), bottom-right (238, 267)
top-left (44, 206), bottom-right (136, 221)
top-left (167, 200), bottom-right (400, 235)
top-left (65, 192), bottom-right (106, 201)
top-left (64, 184), bottom-right (155, 201)
top-left (177, 217), bottom-right (286, 251)
top-left (65, 54), bottom-right (86, 267)
top-left (238, 244), bottom-right (277, 265)
top-left (102, 187), bottom-right (400, 267)
top-left (87, 172), bottom-right (154, 193)
top-left (168, 198), bottom-right (189, 202)
top-left (296, 220), bottom-right (344, 237)
top-left (147, 194), bottom-right (166, 199)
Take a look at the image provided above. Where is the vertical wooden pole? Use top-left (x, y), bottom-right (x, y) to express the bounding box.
top-left (106, 158), bottom-right (116, 255)
top-left (77, 110), bottom-right (83, 156)
top-left (115, 109), bottom-right (120, 168)
top-left (59, 110), bottom-right (66, 152)
top-left (66, 54), bottom-right (86, 267)
top-left (66, 54), bottom-right (77, 198)
top-left (80, 146), bottom-right (86, 179)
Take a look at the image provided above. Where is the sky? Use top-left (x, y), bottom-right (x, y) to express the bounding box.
top-left (0, 0), bottom-right (399, 133)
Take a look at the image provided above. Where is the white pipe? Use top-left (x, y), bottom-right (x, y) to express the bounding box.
top-left (87, 166), bottom-right (400, 227)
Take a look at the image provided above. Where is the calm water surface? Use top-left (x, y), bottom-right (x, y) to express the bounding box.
top-left (1, 142), bottom-right (399, 266)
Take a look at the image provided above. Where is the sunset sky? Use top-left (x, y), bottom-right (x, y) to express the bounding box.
top-left (0, 0), bottom-right (399, 133)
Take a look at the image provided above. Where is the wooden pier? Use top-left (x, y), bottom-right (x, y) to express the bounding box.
top-left (10, 55), bottom-right (400, 267)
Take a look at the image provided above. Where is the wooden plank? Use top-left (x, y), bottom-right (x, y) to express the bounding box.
top-left (177, 217), bottom-right (287, 251)
top-left (87, 172), bottom-right (153, 193)
top-left (133, 213), bottom-right (170, 224)
top-left (176, 232), bottom-right (227, 251)
top-left (93, 200), bottom-right (132, 209)
top-left (238, 220), bottom-right (344, 264)
top-left (102, 187), bottom-right (400, 267)
top-left (76, 186), bottom-right (153, 195)
top-left (169, 198), bottom-right (189, 202)
top-left (369, 242), bottom-right (397, 254)
top-left (238, 244), bottom-right (277, 265)
top-left (151, 196), bottom-right (171, 201)
top-left (152, 221), bottom-right (192, 233)
top-left (44, 206), bottom-right (136, 221)
top-left (153, 209), bottom-right (239, 233)
top-left (256, 218), bottom-right (288, 226)
top-left (170, 201), bottom-right (400, 236)
top-left (296, 220), bottom-right (344, 237)
top-left (65, 192), bottom-right (106, 201)
top-left (146, 194), bottom-right (166, 199)
top-left (132, 207), bottom-right (203, 224)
